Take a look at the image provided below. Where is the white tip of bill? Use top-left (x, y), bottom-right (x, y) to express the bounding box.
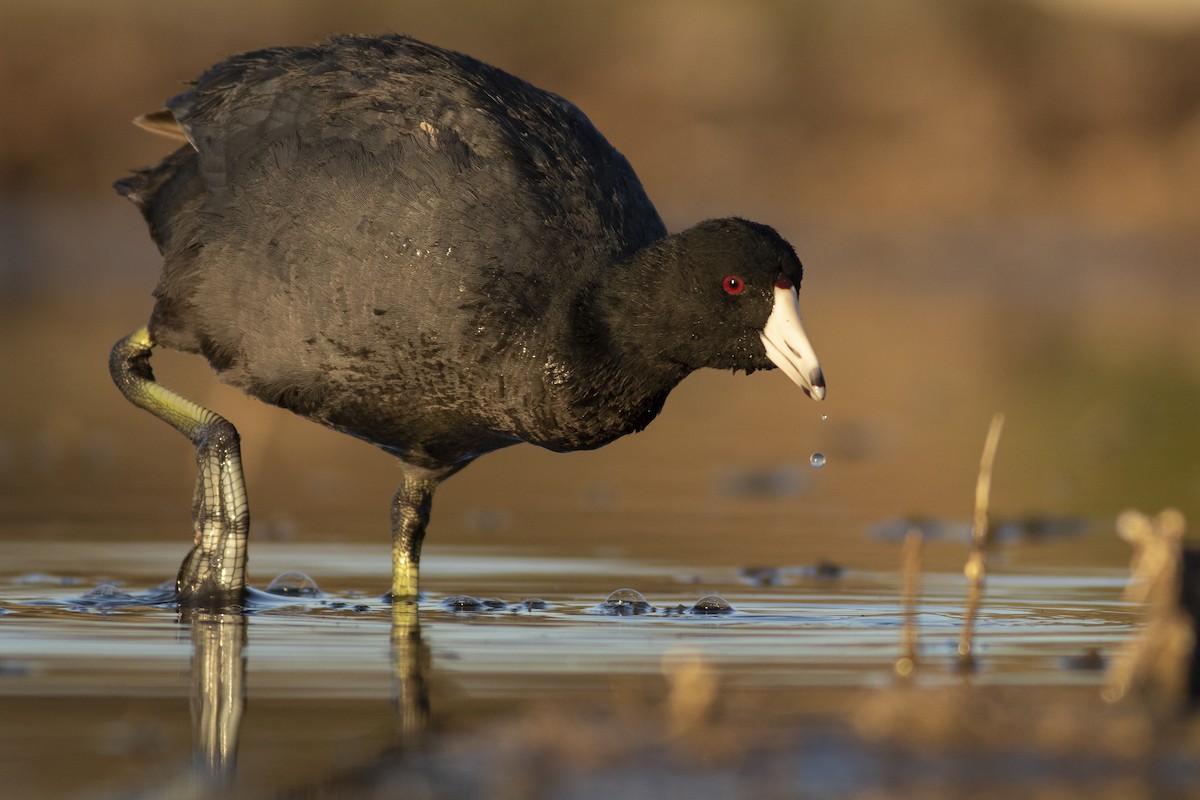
top-left (760, 283), bottom-right (825, 400)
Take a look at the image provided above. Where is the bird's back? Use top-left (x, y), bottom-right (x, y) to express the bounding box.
top-left (118, 34), bottom-right (667, 466)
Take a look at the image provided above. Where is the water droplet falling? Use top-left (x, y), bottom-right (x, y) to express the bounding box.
top-left (809, 452), bottom-right (826, 468)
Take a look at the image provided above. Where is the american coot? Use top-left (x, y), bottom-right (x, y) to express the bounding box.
top-left (110, 34), bottom-right (825, 605)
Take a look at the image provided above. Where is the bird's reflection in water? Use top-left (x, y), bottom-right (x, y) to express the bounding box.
top-left (182, 609), bottom-right (246, 792)
top-left (391, 601), bottom-right (431, 739)
top-left (180, 603), bottom-right (431, 793)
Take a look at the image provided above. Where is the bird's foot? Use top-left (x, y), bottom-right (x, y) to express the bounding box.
top-left (177, 415), bottom-right (249, 606)
top-left (110, 328), bottom-right (250, 607)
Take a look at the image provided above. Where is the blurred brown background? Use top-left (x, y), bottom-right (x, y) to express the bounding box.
top-left (6, 0), bottom-right (1200, 227)
top-left (3, 0), bottom-right (1200, 565)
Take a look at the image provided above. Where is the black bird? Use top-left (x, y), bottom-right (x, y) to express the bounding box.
top-left (110, 34), bottom-right (825, 605)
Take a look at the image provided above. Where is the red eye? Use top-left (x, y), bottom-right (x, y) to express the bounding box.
top-left (723, 275), bottom-right (745, 295)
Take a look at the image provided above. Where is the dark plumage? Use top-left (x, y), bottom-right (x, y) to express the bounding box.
top-left (111, 34), bottom-right (824, 603)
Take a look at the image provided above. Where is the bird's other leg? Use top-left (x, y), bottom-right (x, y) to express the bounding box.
top-left (109, 327), bottom-right (249, 606)
top-left (389, 471), bottom-right (439, 602)
top-left (390, 463), bottom-right (465, 602)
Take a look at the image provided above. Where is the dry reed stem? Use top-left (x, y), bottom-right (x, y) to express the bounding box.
top-left (895, 527), bottom-right (924, 680)
top-left (956, 412), bottom-right (1005, 673)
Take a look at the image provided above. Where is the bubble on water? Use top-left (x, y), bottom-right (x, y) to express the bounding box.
top-left (264, 571), bottom-right (320, 597)
top-left (441, 595), bottom-right (484, 611)
top-left (439, 595), bottom-right (480, 611)
top-left (688, 594), bottom-right (734, 615)
top-left (79, 583), bottom-right (135, 603)
top-left (597, 588), bottom-right (653, 616)
top-left (70, 583), bottom-right (141, 610)
top-left (809, 452), bottom-right (826, 468)
top-left (441, 595), bottom-right (506, 612)
top-left (82, 583), bottom-right (126, 598)
top-left (513, 598), bottom-right (549, 612)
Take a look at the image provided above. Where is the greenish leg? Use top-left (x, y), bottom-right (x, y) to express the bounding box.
top-left (109, 327), bottom-right (249, 605)
top-left (389, 473), bottom-right (439, 602)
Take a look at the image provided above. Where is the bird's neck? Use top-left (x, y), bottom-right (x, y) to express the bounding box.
top-left (566, 239), bottom-right (692, 408)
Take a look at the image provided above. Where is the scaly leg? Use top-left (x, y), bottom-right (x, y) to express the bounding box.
top-left (390, 472), bottom-right (439, 602)
top-left (109, 327), bottom-right (249, 605)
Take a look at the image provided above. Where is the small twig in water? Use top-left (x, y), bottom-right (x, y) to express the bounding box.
top-left (895, 526), bottom-right (924, 680)
top-left (956, 412), bottom-right (1005, 674)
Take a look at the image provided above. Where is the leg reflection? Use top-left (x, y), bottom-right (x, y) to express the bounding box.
top-left (184, 609), bottom-right (247, 788)
top-left (177, 602), bottom-right (427, 794)
top-left (390, 601), bottom-right (431, 740)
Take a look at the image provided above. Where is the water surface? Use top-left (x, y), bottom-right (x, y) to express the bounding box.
top-left (0, 534), bottom-right (1142, 798)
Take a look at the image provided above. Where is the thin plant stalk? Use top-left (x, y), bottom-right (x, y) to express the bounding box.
top-left (895, 526), bottom-right (923, 680)
top-left (957, 412), bottom-right (1005, 673)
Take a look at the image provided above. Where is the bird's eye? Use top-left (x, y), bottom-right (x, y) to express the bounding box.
top-left (722, 275), bottom-right (745, 295)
